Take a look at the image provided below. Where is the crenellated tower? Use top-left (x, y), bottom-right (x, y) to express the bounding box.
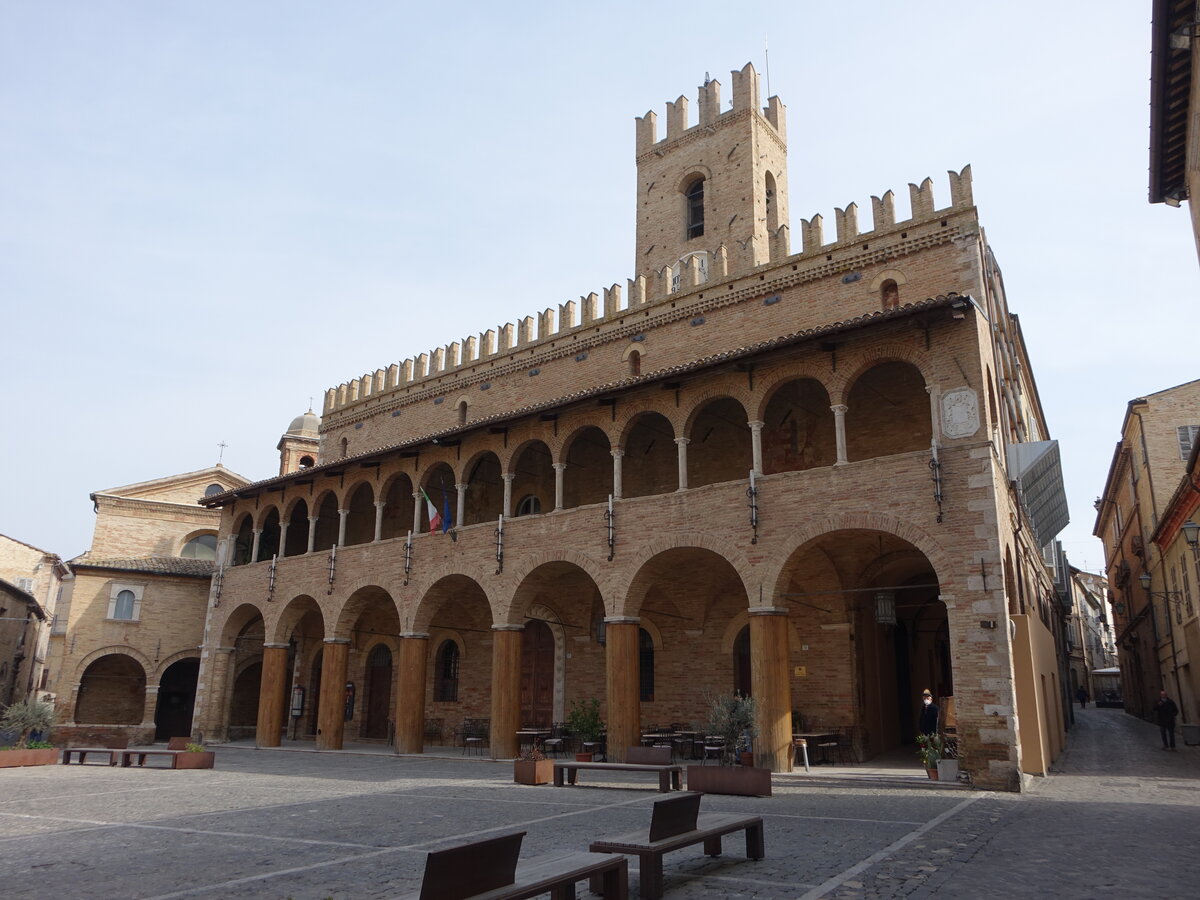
top-left (634, 62), bottom-right (789, 286)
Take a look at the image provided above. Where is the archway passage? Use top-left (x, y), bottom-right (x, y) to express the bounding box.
top-left (76, 655), bottom-right (146, 724)
top-left (521, 620), bottom-right (554, 728)
top-left (363, 644), bottom-right (393, 740)
top-left (154, 658), bottom-right (199, 740)
top-left (777, 528), bottom-right (945, 760)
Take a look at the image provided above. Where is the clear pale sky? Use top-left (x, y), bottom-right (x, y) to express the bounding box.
top-left (2, 1), bottom-right (1196, 571)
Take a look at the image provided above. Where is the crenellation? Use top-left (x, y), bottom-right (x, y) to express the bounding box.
top-left (402, 358), bottom-right (415, 384)
top-left (769, 225), bottom-right (789, 262)
top-left (665, 94), bottom-right (688, 139)
top-left (698, 77), bottom-right (721, 126)
top-left (801, 214), bottom-right (825, 253)
top-left (603, 283), bottom-right (621, 317)
top-left (626, 276), bottom-right (646, 308)
top-left (479, 329), bottom-right (496, 359)
top-left (714, 244), bottom-right (729, 277)
top-left (730, 62), bottom-right (760, 112)
top-left (517, 316), bottom-right (535, 346)
top-left (538, 308), bottom-right (554, 338)
top-left (910, 177), bottom-right (935, 219)
top-left (387, 364), bottom-right (400, 389)
top-left (373, 369), bottom-right (385, 394)
top-left (681, 254), bottom-right (703, 288)
top-left (581, 291), bottom-right (601, 324)
top-left (447, 341), bottom-right (461, 368)
top-left (635, 109), bottom-right (657, 154)
top-left (948, 165), bottom-right (974, 207)
top-left (764, 94), bottom-right (786, 139)
top-left (496, 324), bottom-right (514, 354)
top-left (462, 336), bottom-right (478, 365)
top-left (415, 352), bottom-right (429, 379)
top-left (835, 203), bottom-right (859, 244)
top-left (872, 191), bottom-right (895, 229)
top-left (558, 300), bottom-right (577, 331)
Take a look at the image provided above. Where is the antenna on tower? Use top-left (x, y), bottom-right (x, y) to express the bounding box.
top-left (703, 71), bottom-right (711, 86)
top-left (764, 37), bottom-right (771, 98)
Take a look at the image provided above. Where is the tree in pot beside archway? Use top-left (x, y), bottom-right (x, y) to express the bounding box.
top-left (706, 693), bottom-right (757, 766)
top-left (566, 698), bottom-right (603, 760)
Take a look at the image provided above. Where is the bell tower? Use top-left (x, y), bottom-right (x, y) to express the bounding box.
top-left (634, 63), bottom-right (789, 286)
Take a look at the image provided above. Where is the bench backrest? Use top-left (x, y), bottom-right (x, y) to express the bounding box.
top-left (649, 791), bottom-right (702, 841)
top-left (418, 830), bottom-right (525, 900)
top-left (626, 746), bottom-right (671, 765)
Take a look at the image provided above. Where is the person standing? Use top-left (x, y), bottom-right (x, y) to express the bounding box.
top-left (1154, 690), bottom-right (1179, 750)
top-left (1076, 686), bottom-right (1088, 709)
top-left (919, 689), bottom-right (940, 736)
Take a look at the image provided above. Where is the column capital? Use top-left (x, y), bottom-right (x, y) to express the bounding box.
top-left (338, 508), bottom-right (349, 516)
top-left (374, 500), bottom-right (386, 509)
top-left (552, 462), bottom-right (568, 472)
top-left (748, 606), bottom-right (790, 617)
top-left (611, 448), bottom-right (625, 459)
top-left (502, 472), bottom-right (516, 483)
top-left (492, 623), bottom-right (525, 632)
top-left (603, 616), bottom-right (640, 625)
top-left (308, 515), bottom-right (320, 523)
top-left (263, 642), bottom-right (290, 649)
top-left (748, 419), bottom-right (765, 430)
top-left (456, 482), bottom-right (467, 491)
top-left (400, 632), bottom-right (430, 640)
top-left (674, 436), bottom-right (690, 446)
top-left (830, 404), bottom-right (848, 414)
top-left (252, 528), bottom-right (263, 535)
top-left (323, 637), bottom-right (351, 645)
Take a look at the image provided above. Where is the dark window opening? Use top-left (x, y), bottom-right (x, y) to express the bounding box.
top-left (628, 349), bottom-right (641, 377)
top-left (299, 455), bottom-right (315, 468)
top-left (638, 628), bottom-right (654, 702)
top-left (434, 641), bottom-right (459, 702)
top-left (881, 279), bottom-right (900, 310)
top-left (685, 177), bottom-right (705, 239)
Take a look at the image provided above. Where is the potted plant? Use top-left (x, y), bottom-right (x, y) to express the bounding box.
top-left (566, 698), bottom-right (603, 761)
top-left (0, 699), bottom-right (58, 767)
top-left (513, 745), bottom-right (553, 785)
top-left (686, 694), bottom-right (771, 796)
top-left (174, 742), bottom-right (216, 769)
top-left (916, 733), bottom-right (943, 780)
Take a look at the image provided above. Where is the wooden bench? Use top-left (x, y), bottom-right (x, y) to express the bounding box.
top-left (399, 830), bottom-right (628, 900)
top-left (120, 749), bottom-right (182, 768)
top-left (553, 746), bottom-right (683, 793)
top-left (588, 791), bottom-right (764, 899)
top-left (61, 748), bottom-right (122, 766)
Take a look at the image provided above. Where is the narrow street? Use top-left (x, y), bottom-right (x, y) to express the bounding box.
top-left (822, 706), bottom-right (1200, 898)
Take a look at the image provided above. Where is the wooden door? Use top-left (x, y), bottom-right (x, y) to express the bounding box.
top-left (363, 645), bottom-right (393, 739)
top-left (520, 620), bottom-right (554, 728)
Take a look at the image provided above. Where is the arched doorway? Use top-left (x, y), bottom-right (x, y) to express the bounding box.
top-left (363, 644), bottom-right (393, 740)
top-left (521, 620), bottom-right (554, 728)
top-left (154, 658), bottom-right (199, 740)
top-left (76, 654), bottom-right (145, 724)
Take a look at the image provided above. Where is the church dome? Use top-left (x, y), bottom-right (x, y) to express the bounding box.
top-left (286, 409), bottom-right (320, 437)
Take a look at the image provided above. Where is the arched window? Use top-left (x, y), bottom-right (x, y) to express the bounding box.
top-left (112, 589), bottom-right (136, 620)
top-left (299, 455), bottom-right (315, 468)
top-left (203, 483), bottom-right (224, 497)
top-left (340, 437), bottom-right (349, 459)
top-left (685, 177), bottom-right (705, 239)
top-left (628, 349), bottom-right (641, 377)
top-left (180, 533), bottom-right (217, 560)
top-left (516, 495), bottom-right (541, 517)
top-left (457, 400), bottom-right (468, 427)
top-left (434, 640), bottom-right (459, 702)
top-left (880, 279), bottom-right (900, 310)
top-left (639, 628), bottom-right (654, 702)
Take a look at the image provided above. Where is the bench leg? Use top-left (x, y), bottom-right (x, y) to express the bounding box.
top-left (639, 853), bottom-right (664, 900)
top-left (702, 834), bottom-right (723, 857)
top-left (549, 883), bottom-right (577, 900)
top-left (554, 767), bottom-right (564, 787)
top-left (658, 771), bottom-right (670, 792)
top-left (597, 858), bottom-right (627, 899)
top-left (745, 822), bottom-right (765, 860)
top-left (568, 768), bottom-right (578, 786)
top-left (671, 770), bottom-right (682, 790)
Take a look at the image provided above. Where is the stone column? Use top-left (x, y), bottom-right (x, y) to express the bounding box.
top-left (831, 404), bottom-right (849, 465)
top-left (456, 483), bottom-right (467, 529)
top-left (749, 607), bottom-right (793, 772)
top-left (611, 449), bottom-right (624, 499)
top-left (257, 643), bottom-right (289, 748)
top-left (251, 529), bottom-right (262, 563)
top-left (141, 684), bottom-right (160, 732)
top-left (395, 633), bottom-right (429, 754)
top-left (604, 618), bottom-right (641, 763)
top-left (926, 383), bottom-right (941, 450)
top-left (490, 625), bottom-right (523, 759)
top-left (552, 463), bottom-right (567, 510)
top-left (337, 509), bottom-right (348, 547)
top-left (502, 474), bottom-right (515, 518)
top-left (373, 501), bottom-right (386, 543)
top-left (316, 638), bottom-right (351, 751)
top-left (278, 522), bottom-right (290, 555)
top-left (675, 437), bottom-right (690, 490)
top-left (412, 491), bottom-right (423, 535)
top-left (307, 516), bottom-right (318, 553)
top-left (748, 420), bottom-right (764, 475)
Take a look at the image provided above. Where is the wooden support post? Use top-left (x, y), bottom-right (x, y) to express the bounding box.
top-left (750, 607), bottom-right (793, 772)
top-left (490, 626), bottom-right (523, 759)
top-left (256, 644), bottom-right (289, 748)
top-left (395, 633), bottom-right (429, 754)
top-left (316, 638), bottom-right (350, 750)
top-left (605, 618), bottom-right (640, 763)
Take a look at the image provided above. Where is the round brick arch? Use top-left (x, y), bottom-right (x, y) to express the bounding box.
top-left (215, 601), bottom-right (268, 648)
top-left (608, 532), bottom-right (758, 618)
top-left (752, 366), bottom-right (836, 423)
top-left (680, 385), bottom-right (754, 437)
top-left (500, 436), bottom-right (555, 475)
top-left (266, 593), bottom-right (330, 644)
top-left (153, 649), bottom-right (201, 684)
top-left (762, 511), bottom-right (957, 602)
top-left (410, 572), bottom-right (498, 633)
top-left (828, 343), bottom-right (931, 406)
top-left (502, 550), bottom-right (612, 625)
top-left (331, 582), bottom-right (401, 639)
top-left (614, 400), bottom-right (684, 446)
top-left (72, 645), bottom-right (152, 685)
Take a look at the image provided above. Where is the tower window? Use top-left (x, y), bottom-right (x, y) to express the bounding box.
top-left (880, 279), bottom-right (900, 310)
top-left (685, 177), bottom-right (705, 239)
top-left (628, 349), bottom-right (641, 377)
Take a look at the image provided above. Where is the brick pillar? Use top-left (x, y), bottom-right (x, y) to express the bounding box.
top-left (490, 625), bottom-right (523, 759)
top-left (373, 501), bottom-right (385, 542)
top-left (197, 646), bottom-right (235, 742)
top-left (553, 463), bottom-right (566, 510)
top-left (674, 437), bottom-right (689, 490)
top-left (316, 638), bottom-right (350, 750)
top-left (750, 607), bottom-right (793, 772)
top-left (395, 633), bottom-right (429, 754)
top-left (605, 618), bottom-right (640, 763)
top-left (257, 644), bottom-right (289, 748)
top-left (611, 449), bottom-right (624, 499)
top-left (748, 420), bottom-right (764, 475)
top-left (831, 404), bottom-right (849, 465)
top-left (306, 516), bottom-right (318, 553)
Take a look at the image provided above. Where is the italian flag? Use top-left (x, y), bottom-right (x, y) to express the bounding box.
top-left (420, 487), bottom-right (442, 533)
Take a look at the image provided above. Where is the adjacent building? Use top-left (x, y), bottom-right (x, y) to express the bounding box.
top-left (0, 535), bottom-right (68, 705)
top-left (191, 64), bottom-right (1071, 790)
top-left (1150, 0), bottom-right (1200, 262)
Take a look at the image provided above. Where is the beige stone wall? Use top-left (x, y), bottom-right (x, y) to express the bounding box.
top-left (88, 498), bottom-right (223, 559)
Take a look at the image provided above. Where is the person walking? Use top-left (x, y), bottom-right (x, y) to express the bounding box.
top-left (1153, 690), bottom-right (1179, 750)
top-left (1076, 686), bottom-right (1088, 709)
top-left (919, 689), bottom-right (940, 736)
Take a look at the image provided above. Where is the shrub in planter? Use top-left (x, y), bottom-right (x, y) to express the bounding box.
top-left (513, 747), bottom-right (553, 785)
top-left (685, 693), bottom-right (770, 796)
top-left (917, 733), bottom-right (943, 779)
top-left (174, 742), bottom-right (215, 769)
top-left (0, 698), bottom-right (54, 750)
top-left (566, 698), bottom-right (603, 760)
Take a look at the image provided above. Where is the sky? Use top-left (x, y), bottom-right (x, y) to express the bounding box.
top-left (2, 1), bottom-right (1196, 571)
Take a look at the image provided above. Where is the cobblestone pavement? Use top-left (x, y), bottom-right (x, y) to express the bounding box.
top-left (1, 708), bottom-right (1196, 899)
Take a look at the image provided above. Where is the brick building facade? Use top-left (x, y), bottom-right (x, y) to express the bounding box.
top-left (193, 64), bottom-right (1069, 790)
